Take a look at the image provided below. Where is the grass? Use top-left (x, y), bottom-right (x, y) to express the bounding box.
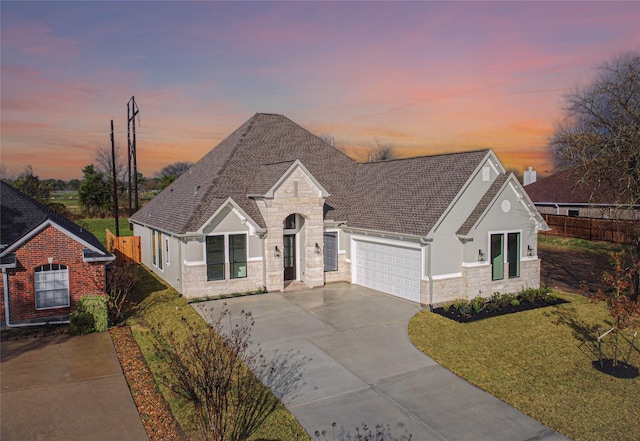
top-left (125, 266), bottom-right (311, 441)
top-left (409, 292), bottom-right (640, 441)
top-left (538, 234), bottom-right (630, 253)
top-left (79, 217), bottom-right (133, 245)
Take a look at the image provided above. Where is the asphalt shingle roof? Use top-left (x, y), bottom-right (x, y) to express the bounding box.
top-left (0, 181), bottom-right (110, 255)
top-left (457, 173), bottom-right (510, 236)
top-left (131, 113), bottom-right (491, 237)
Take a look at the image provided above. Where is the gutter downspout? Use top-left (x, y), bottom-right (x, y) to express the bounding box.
top-left (420, 237), bottom-right (434, 310)
top-left (3, 268), bottom-right (69, 328)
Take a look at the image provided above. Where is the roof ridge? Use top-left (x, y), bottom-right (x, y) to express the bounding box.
top-left (362, 148), bottom-right (490, 164)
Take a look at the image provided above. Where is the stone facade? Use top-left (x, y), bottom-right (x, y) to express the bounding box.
top-left (181, 260), bottom-right (264, 299)
top-left (257, 167), bottom-right (326, 292)
top-left (324, 254), bottom-right (351, 284)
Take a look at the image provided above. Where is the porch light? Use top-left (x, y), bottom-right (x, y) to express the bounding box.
top-left (274, 246), bottom-right (281, 258)
top-left (527, 245), bottom-right (534, 257)
top-left (315, 243), bottom-right (321, 254)
top-left (478, 249), bottom-right (486, 262)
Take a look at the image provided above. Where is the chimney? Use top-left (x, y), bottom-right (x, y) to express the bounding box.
top-left (523, 167), bottom-right (537, 186)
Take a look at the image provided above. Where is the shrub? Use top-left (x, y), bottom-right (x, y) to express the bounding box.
top-left (510, 299), bottom-right (521, 307)
top-left (69, 311), bottom-right (95, 335)
top-left (76, 295), bottom-right (109, 332)
top-left (471, 296), bottom-right (487, 314)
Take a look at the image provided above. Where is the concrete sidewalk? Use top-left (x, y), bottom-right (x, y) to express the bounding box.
top-left (1, 332), bottom-right (149, 441)
top-left (195, 283), bottom-right (570, 441)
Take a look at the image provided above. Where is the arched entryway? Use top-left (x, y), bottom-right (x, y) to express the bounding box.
top-left (283, 213), bottom-right (305, 282)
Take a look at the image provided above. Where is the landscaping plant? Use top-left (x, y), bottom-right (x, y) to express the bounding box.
top-left (74, 294), bottom-right (109, 332)
top-left (105, 263), bottom-right (138, 323)
top-left (592, 251), bottom-right (640, 368)
top-left (152, 304), bottom-right (278, 441)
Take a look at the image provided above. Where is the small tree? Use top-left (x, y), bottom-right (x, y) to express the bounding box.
top-left (154, 305), bottom-right (278, 441)
top-left (78, 164), bottom-right (112, 217)
top-left (369, 139), bottom-right (395, 161)
top-left (593, 252), bottom-right (640, 367)
top-left (105, 263), bottom-right (138, 323)
top-left (13, 165), bottom-right (51, 204)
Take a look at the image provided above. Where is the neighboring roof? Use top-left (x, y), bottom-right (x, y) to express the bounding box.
top-left (524, 169), bottom-right (625, 205)
top-left (130, 113), bottom-right (491, 237)
top-left (0, 181), bottom-right (111, 257)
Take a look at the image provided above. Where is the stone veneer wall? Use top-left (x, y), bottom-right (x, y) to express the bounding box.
top-left (324, 254), bottom-right (351, 284)
top-left (422, 258), bottom-right (541, 307)
top-left (258, 168), bottom-right (326, 292)
top-left (181, 261), bottom-right (264, 299)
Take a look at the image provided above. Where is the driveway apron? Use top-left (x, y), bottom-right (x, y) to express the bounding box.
top-left (1, 331), bottom-right (149, 441)
top-left (194, 283), bottom-right (570, 441)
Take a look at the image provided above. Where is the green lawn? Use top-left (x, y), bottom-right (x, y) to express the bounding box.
top-left (78, 218), bottom-right (133, 245)
top-left (409, 292), bottom-right (640, 441)
top-left (126, 266), bottom-right (311, 441)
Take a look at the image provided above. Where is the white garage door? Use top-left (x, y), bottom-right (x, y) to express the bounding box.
top-left (354, 240), bottom-right (421, 302)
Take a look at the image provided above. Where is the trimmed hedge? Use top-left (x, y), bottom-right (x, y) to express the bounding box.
top-left (74, 295), bottom-right (109, 333)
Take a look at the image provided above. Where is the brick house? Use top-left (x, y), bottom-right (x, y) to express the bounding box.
top-left (130, 114), bottom-right (547, 307)
top-left (1, 182), bottom-right (114, 328)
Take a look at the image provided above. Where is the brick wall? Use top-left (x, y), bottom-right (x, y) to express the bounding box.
top-left (1, 225), bottom-right (107, 325)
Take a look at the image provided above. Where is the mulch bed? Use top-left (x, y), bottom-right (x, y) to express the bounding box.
top-left (592, 359), bottom-right (640, 379)
top-left (432, 298), bottom-right (567, 323)
top-left (110, 326), bottom-right (186, 441)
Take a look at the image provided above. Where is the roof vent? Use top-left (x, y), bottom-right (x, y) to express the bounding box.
top-left (194, 185), bottom-right (201, 195)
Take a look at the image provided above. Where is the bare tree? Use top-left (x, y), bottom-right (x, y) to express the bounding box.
top-left (105, 263), bottom-right (138, 323)
top-left (153, 305), bottom-right (278, 441)
top-left (369, 138), bottom-right (396, 161)
top-left (550, 51), bottom-right (640, 300)
top-left (95, 142), bottom-right (127, 182)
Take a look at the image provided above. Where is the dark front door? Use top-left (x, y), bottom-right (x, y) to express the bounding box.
top-left (283, 234), bottom-right (296, 281)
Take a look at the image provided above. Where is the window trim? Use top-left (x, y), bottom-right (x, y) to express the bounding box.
top-left (323, 231), bottom-right (338, 272)
top-left (34, 264), bottom-right (70, 310)
top-left (204, 232), bottom-right (249, 281)
top-left (489, 230), bottom-right (521, 281)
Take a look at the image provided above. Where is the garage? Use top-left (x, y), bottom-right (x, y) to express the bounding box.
top-left (354, 239), bottom-right (422, 302)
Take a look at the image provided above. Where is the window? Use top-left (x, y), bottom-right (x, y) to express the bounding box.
top-left (491, 234), bottom-right (504, 280)
top-left (491, 232), bottom-right (521, 281)
top-left (152, 231), bottom-right (157, 266)
top-left (568, 209), bottom-right (579, 217)
top-left (206, 236), bottom-right (225, 281)
top-left (284, 214), bottom-right (296, 230)
top-left (323, 232), bottom-right (338, 272)
top-left (229, 234), bottom-right (247, 279)
top-left (165, 238), bottom-right (170, 265)
top-left (507, 232), bottom-right (520, 278)
top-left (34, 264), bottom-right (69, 309)
top-left (157, 231), bottom-right (163, 270)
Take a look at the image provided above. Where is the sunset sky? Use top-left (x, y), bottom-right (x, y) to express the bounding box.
top-left (2, 1), bottom-right (639, 180)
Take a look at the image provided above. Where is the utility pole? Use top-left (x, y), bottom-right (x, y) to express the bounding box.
top-left (110, 119), bottom-right (120, 236)
top-left (127, 96), bottom-right (140, 215)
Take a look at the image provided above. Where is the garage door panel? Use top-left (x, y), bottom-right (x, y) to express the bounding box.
top-left (355, 240), bottom-right (421, 303)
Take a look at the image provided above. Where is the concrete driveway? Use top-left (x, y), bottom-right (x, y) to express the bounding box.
top-left (1, 332), bottom-right (149, 441)
top-left (195, 283), bottom-right (570, 441)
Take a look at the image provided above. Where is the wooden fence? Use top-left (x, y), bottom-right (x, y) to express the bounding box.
top-left (541, 214), bottom-right (637, 244)
top-left (105, 228), bottom-right (141, 264)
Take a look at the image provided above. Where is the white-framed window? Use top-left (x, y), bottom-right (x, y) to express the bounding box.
top-left (490, 231), bottom-right (521, 281)
top-left (165, 237), bottom-right (170, 265)
top-left (152, 230), bottom-right (164, 270)
top-left (323, 231), bottom-right (338, 272)
top-left (34, 264), bottom-right (70, 309)
top-left (205, 233), bottom-right (248, 281)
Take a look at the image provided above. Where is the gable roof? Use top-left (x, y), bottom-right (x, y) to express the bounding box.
top-left (131, 113), bottom-right (358, 233)
top-left (0, 181), bottom-right (111, 257)
top-left (131, 113), bottom-right (495, 237)
top-left (457, 173), bottom-right (510, 237)
top-left (347, 150), bottom-right (491, 236)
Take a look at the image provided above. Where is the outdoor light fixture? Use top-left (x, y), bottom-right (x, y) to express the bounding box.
top-left (274, 246), bottom-right (281, 258)
top-left (527, 245), bottom-right (534, 257)
top-left (478, 249), bottom-right (486, 262)
top-left (315, 242), bottom-right (321, 254)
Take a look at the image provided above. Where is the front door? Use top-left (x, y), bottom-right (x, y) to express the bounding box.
top-left (283, 234), bottom-right (296, 281)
